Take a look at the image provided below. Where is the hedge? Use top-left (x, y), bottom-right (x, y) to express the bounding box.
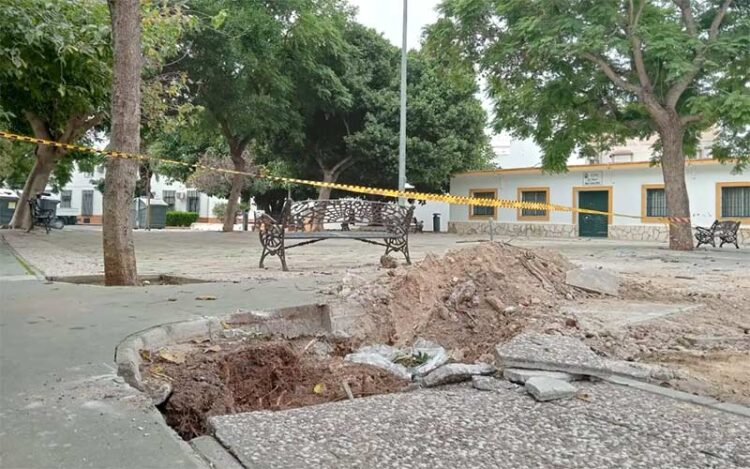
top-left (166, 211), bottom-right (199, 227)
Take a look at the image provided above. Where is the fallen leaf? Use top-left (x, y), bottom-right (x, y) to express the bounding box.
top-left (158, 349), bottom-right (185, 364)
top-left (190, 337), bottom-right (210, 344)
top-left (576, 392), bottom-right (592, 402)
top-left (313, 383), bottom-right (325, 394)
top-left (139, 349), bottom-right (152, 361)
top-left (167, 298), bottom-right (177, 302)
top-left (205, 345), bottom-right (222, 353)
top-left (195, 295), bottom-right (217, 301)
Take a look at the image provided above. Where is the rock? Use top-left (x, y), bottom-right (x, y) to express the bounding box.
top-left (503, 368), bottom-right (582, 384)
top-left (146, 382), bottom-right (172, 406)
top-left (422, 362), bottom-right (495, 387)
top-left (503, 306), bottom-right (517, 314)
top-left (448, 280), bottom-right (476, 306)
top-left (485, 296), bottom-right (505, 313)
top-left (565, 318), bottom-right (578, 328)
top-left (311, 341), bottom-right (332, 358)
top-left (565, 267), bottom-right (619, 296)
top-left (472, 375), bottom-right (516, 392)
top-left (380, 255), bottom-right (398, 269)
top-left (524, 377), bottom-right (576, 402)
top-left (345, 352), bottom-right (412, 381)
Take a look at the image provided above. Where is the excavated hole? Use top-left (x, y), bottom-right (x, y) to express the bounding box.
top-left (143, 337), bottom-right (410, 440)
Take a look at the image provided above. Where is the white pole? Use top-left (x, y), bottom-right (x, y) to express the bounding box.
top-left (398, 0), bottom-right (408, 205)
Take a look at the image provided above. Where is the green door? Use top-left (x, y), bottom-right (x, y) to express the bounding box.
top-left (578, 190), bottom-right (609, 237)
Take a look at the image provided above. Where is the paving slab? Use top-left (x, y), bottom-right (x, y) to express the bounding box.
top-left (524, 376), bottom-right (576, 401)
top-left (495, 333), bottom-right (609, 376)
top-left (565, 267), bottom-right (620, 296)
top-left (211, 382), bottom-right (750, 469)
top-left (503, 368), bottom-right (582, 384)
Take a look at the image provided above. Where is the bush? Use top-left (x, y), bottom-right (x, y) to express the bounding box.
top-left (212, 202), bottom-right (227, 219)
top-left (166, 211), bottom-right (199, 227)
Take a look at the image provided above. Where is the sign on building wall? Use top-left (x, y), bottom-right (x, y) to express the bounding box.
top-left (583, 171), bottom-right (603, 185)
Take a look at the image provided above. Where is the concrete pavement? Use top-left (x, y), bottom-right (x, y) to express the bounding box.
top-left (0, 241), bottom-right (323, 469)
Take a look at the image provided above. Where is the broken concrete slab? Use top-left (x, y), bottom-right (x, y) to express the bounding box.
top-left (525, 377), bottom-right (576, 402)
top-left (344, 352), bottom-right (412, 381)
top-left (495, 333), bottom-right (609, 377)
top-left (503, 368), bottom-right (583, 384)
top-left (471, 375), bottom-right (517, 392)
top-left (565, 267), bottom-right (619, 296)
top-left (422, 362), bottom-right (495, 387)
top-left (190, 435), bottom-right (244, 469)
top-left (561, 301), bottom-right (698, 329)
top-left (410, 338), bottom-right (448, 377)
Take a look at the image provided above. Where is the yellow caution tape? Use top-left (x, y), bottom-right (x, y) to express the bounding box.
top-left (0, 130), bottom-right (670, 223)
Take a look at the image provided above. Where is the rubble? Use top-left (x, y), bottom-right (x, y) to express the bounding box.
top-left (503, 368), bottom-right (583, 384)
top-left (524, 377), bottom-right (576, 402)
top-left (421, 363), bottom-right (495, 387)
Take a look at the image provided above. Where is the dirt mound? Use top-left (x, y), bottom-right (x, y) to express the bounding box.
top-left (152, 340), bottom-right (409, 439)
top-left (344, 242), bottom-right (583, 361)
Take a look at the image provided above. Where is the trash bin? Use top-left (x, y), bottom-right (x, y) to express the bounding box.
top-left (38, 193), bottom-right (61, 216)
top-left (132, 197), bottom-right (168, 229)
top-left (0, 189), bottom-right (19, 225)
top-left (432, 213), bottom-right (441, 232)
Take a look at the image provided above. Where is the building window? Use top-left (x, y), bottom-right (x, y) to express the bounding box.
top-left (163, 190), bottom-right (176, 210)
top-left (640, 184), bottom-right (666, 222)
top-left (187, 190), bottom-right (200, 213)
top-left (646, 188), bottom-right (666, 217)
top-left (60, 190), bottom-right (72, 209)
top-left (469, 189), bottom-right (497, 219)
top-left (718, 183), bottom-right (750, 219)
top-left (517, 187), bottom-right (549, 221)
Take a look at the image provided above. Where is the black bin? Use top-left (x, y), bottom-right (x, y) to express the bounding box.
top-left (432, 213), bottom-right (441, 232)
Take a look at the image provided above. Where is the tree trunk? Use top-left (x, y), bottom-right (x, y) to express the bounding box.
top-left (222, 144), bottom-right (246, 232)
top-left (659, 123), bottom-right (693, 251)
top-left (9, 146), bottom-right (59, 230)
top-left (317, 169), bottom-right (335, 201)
top-left (103, 0), bottom-right (141, 286)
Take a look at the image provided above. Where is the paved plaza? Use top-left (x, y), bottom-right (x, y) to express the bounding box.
top-left (1, 228), bottom-right (748, 468)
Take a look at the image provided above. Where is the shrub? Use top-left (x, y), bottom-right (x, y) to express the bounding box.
top-left (166, 211), bottom-right (199, 227)
top-left (212, 202), bottom-right (227, 219)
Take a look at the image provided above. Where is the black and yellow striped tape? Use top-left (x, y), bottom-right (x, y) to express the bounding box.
top-left (0, 130), bottom-right (666, 223)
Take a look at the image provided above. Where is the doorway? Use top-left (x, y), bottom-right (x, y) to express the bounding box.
top-left (576, 189), bottom-right (610, 237)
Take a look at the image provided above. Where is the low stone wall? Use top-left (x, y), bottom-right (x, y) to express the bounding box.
top-left (448, 221), bottom-right (750, 245)
top-left (608, 225), bottom-right (669, 242)
top-left (448, 221), bottom-right (576, 238)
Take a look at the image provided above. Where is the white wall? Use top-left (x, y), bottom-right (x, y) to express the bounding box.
top-left (450, 162), bottom-right (750, 227)
top-left (412, 200), bottom-right (449, 232)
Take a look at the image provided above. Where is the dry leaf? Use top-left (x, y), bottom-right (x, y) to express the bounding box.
top-left (195, 295), bottom-right (217, 301)
top-left (313, 383), bottom-right (325, 394)
top-left (158, 349), bottom-right (186, 364)
top-left (576, 392), bottom-right (592, 402)
top-left (139, 349), bottom-right (152, 361)
top-left (205, 345), bottom-right (222, 353)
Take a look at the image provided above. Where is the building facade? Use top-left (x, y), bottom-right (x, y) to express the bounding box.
top-left (449, 159), bottom-right (750, 245)
top-left (52, 168), bottom-right (226, 225)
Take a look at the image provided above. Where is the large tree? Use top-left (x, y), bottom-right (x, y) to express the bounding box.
top-left (174, 0), bottom-right (350, 231)
top-left (430, 0), bottom-right (749, 250)
top-left (103, 0), bottom-right (141, 285)
top-left (0, 0), bottom-right (111, 229)
top-left (280, 22), bottom-right (491, 198)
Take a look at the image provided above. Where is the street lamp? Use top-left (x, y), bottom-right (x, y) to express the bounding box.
top-left (398, 0), bottom-right (408, 205)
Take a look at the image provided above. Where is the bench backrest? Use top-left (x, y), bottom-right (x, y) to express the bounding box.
top-left (717, 220), bottom-right (741, 234)
top-left (281, 199), bottom-right (414, 232)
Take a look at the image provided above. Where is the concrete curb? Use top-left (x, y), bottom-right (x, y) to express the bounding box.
top-left (604, 375), bottom-right (750, 419)
top-left (113, 304), bottom-right (333, 398)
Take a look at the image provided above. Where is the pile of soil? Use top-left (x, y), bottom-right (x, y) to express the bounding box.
top-left (146, 339), bottom-right (409, 439)
top-left (344, 242), bottom-right (585, 362)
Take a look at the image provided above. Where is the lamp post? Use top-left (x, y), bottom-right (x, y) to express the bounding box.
top-left (398, 0), bottom-right (408, 205)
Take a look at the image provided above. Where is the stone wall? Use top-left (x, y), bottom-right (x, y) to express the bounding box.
top-left (448, 222), bottom-right (750, 246)
top-left (448, 221), bottom-right (576, 238)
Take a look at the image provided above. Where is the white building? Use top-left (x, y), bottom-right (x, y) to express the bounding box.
top-left (449, 159), bottom-right (750, 245)
top-left (52, 168), bottom-right (226, 225)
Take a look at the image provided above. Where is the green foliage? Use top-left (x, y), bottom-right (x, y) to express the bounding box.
top-left (165, 210), bottom-right (199, 226)
top-left (429, 0), bottom-right (750, 171)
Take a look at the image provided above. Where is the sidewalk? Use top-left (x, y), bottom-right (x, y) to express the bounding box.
top-left (0, 241), bottom-right (323, 468)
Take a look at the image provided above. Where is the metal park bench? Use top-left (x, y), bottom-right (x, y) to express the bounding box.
top-left (256, 199), bottom-right (414, 271)
top-left (695, 220), bottom-right (741, 249)
top-left (28, 193), bottom-right (63, 234)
